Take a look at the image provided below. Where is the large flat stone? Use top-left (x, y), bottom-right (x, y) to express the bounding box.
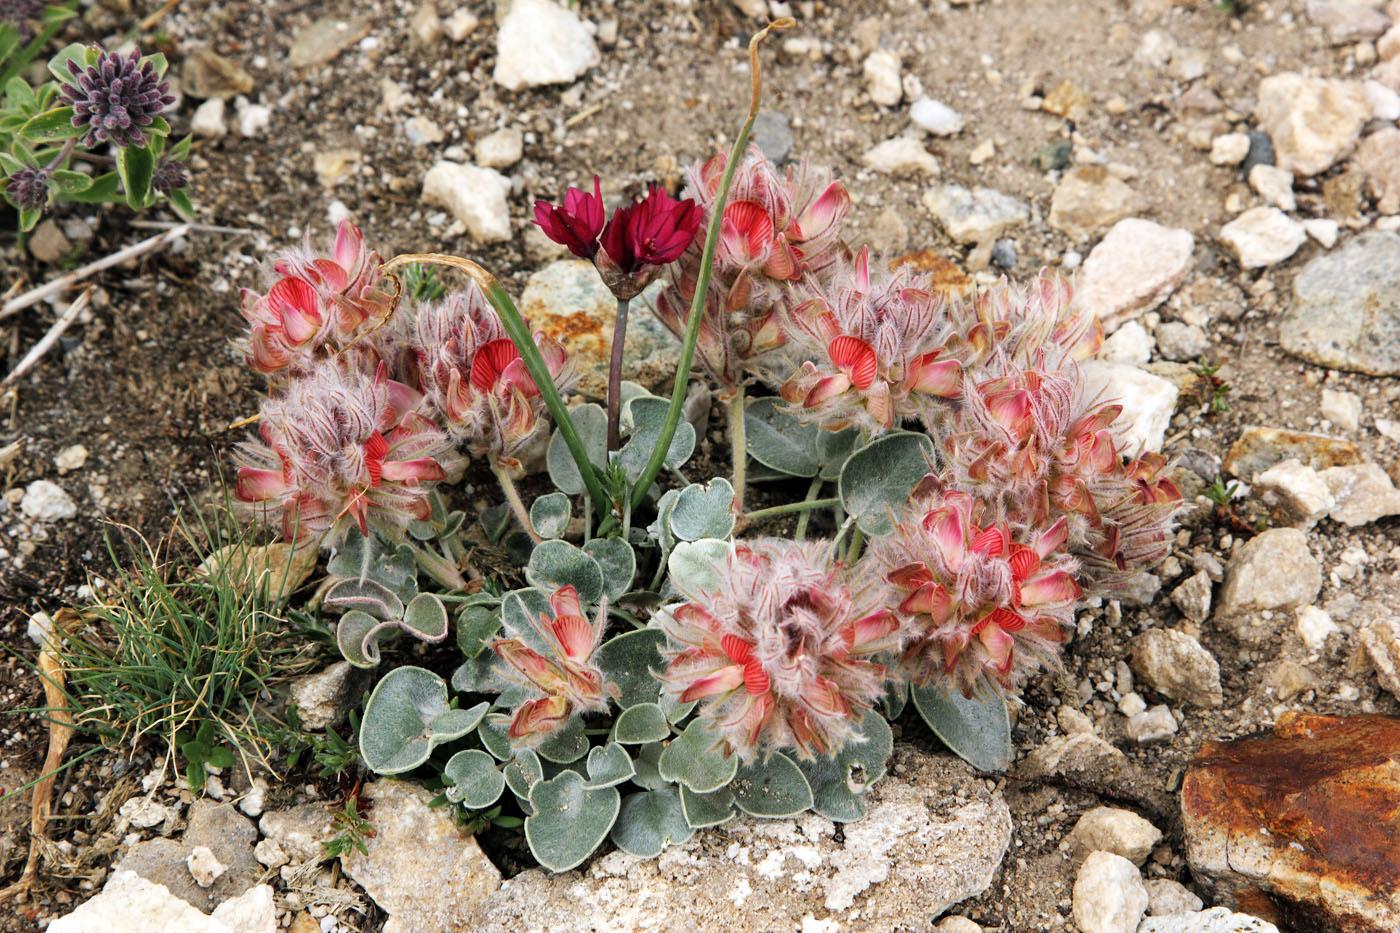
top-left (1183, 713), bottom-right (1400, 932)
top-left (1279, 233), bottom-right (1400, 375)
top-left (470, 748), bottom-right (1010, 932)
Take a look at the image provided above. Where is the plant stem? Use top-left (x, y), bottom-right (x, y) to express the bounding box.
top-left (795, 476), bottom-right (824, 541)
top-left (845, 527), bottom-right (865, 565)
top-left (380, 254), bottom-right (611, 518)
top-left (728, 387), bottom-right (747, 513)
top-left (606, 297), bottom-right (630, 452)
top-left (491, 461), bottom-right (541, 544)
top-left (408, 542), bottom-right (467, 591)
top-left (597, 18), bottom-right (793, 537)
top-left (743, 497), bottom-right (840, 523)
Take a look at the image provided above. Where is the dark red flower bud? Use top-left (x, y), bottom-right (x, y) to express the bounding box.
top-left (532, 176), bottom-right (606, 259)
top-left (596, 185), bottom-right (701, 299)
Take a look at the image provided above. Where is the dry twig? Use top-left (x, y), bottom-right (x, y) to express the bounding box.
top-left (0, 288), bottom-right (92, 395)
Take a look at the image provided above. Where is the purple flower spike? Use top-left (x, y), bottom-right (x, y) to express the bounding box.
top-left (59, 47), bottom-right (175, 150)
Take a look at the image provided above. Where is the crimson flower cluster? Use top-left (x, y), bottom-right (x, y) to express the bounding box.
top-left (534, 177), bottom-right (701, 300)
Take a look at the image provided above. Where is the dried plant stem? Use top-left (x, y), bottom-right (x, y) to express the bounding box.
top-left (606, 297), bottom-right (630, 452)
top-left (0, 288), bottom-right (92, 394)
top-left (1, 224), bottom-right (190, 321)
top-left (728, 387), bottom-right (747, 512)
top-left (492, 461), bottom-right (542, 544)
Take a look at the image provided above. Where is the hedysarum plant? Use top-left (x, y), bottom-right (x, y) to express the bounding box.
top-left (658, 538), bottom-right (898, 761)
top-left (222, 16), bottom-right (1185, 876)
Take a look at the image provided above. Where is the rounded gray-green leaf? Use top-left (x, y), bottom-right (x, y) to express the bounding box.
top-left (670, 479), bottom-right (737, 542)
top-left (612, 703), bottom-right (670, 744)
top-left (838, 431), bottom-right (936, 536)
top-left (596, 628), bottom-right (666, 709)
top-left (443, 749), bottom-right (506, 809)
top-left (324, 578), bottom-right (404, 620)
top-left (525, 772), bottom-right (621, 872)
top-left (526, 540), bottom-right (605, 607)
top-left (585, 743), bottom-right (635, 788)
top-left (503, 748), bottom-right (543, 801)
top-left (546, 403), bottom-right (608, 496)
top-left (816, 427), bottom-right (859, 480)
top-left (359, 667), bottom-right (483, 775)
top-left (796, 710), bottom-right (893, 822)
top-left (530, 492), bottom-right (572, 539)
top-left (679, 785), bottom-right (736, 828)
top-left (619, 396), bottom-right (696, 482)
top-left (745, 396), bottom-right (820, 477)
top-left (610, 789), bottom-right (694, 858)
top-left (666, 539), bottom-right (728, 596)
top-left (658, 719), bottom-right (739, 793)
top-left (583, 537), bottom-right (636, 602)
top-left (336, 610), bottom-right (393, 668)
top-left (536, 715), bottom-right (589, 764)
top-left (401, 593), bottom-right (449, 641)
top-left (911, 681), bottom-right (1012, 772)
top-left (731, 752), bottom-right (813, 818)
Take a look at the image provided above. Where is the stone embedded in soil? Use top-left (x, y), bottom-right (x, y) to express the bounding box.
top-left (1210, 132), bottom-right (1251, 166)
top-left (420, 161), bottom-right (512, 242)
top-left (1099, 320), bottom-right (1154, 364)
top-left (1280, 232), bottom-right (1400, 376)
top-left (1062, 807), bottom-right (1163, 867)
top-left (288, 660), bottom-right (364, 731)
top-left (1072, 218), bottom-right (1194, 332)
top-left (191, 98), bottom-right (226, 137)
top-left (935, 918), bottom-right (983, 933)
top-left (1255, 458), bottom-right (1335, 529)
top-left (1154, 321), bottom-right (1208, 362)
top-left (1319, 462), bottom-right (1400, 525)
top-left (1144, 878), bottom-right (1204, 916)
top-left (909, 97), bottom-right (964, 135)
top-left (863, 50), bottom-right (903, 106)
top-left (1131, 628), bottom-right (1222, 708)
top-left (1252, 73), bottom-right (1370, 176)
top-left (1248, 164), bottom-right (1296, 212)
top-left (1182, 712), bottom-right (1400, 932)
top-left (114, 799), bottom-right (261, 910)
top-left (1048, 166), bottom-right (1139, 241)
top-left (1359, 617), bottom-right (1400, 701)
top-left (1296, 605), bottom-right (1340, 652)
top-left (1222, 426), bottom-right (1361, 480)
top-left (443, 9), bottom-right (480, 42)
top-left (339, 780), bottom-right (501, 933)
top-left (182, 48), bottom-right (254, 100)
top-left (258, 803), bottom-right (338, 864)
top-left (1356, 128), bottom-right (1400, 215)
top-left (1125, 705), bottom-right (1178, 743)
top-left (1078, 361), bottom-right (1179, 453)
top-left (118, 797), bottom-right (172, 830)
top-left (1320, 388), bottom-right (1363, 432)
top-left (286, 17), bottom-right (373, 69)
top-left (1366, 78), bottom-right (1400, 120)
top-left (20, 479), bottom-right (76, 522)
top-left (1139, 907), bottom-right (1280, 932)
top-left (187, 845), bottom-right (227, 887)
top-left (1219, 206), bottom-right (1307, 269)
top-left (1020, 733), bottom-right (1129, 784)
top-left (1215, 529), bottom-right (1322, 641)
top-left (474, 127), bottom-right (524, 169)
top-left (1072, 850), bottom-right (1148, 933)
top-left (517, 259), bottom-right (675, 397)
top-left (861, 136), bottom-right (941, 176)
top-left (750, 109), bottom-right (794, 163)
top-left (469, 750), bottom-right (1010, 933)
top-left (1306, 0), bottom-right (1393, 44)
top-left (494, 0), bottom-right (600, 91)
top-left (49, 871), bottom-right (275, 933)
top-left (922, 183), bottom-right (1030, 244)
top-left (1171, 571), bottom-right (1214, 623)
top-left (29, 218), bottom-right (72, 263)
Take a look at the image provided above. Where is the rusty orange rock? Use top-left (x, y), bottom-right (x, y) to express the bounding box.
top-left (1182, 712), bottom-right (1400, 933)
top-left (888, 250), bottom-right (973, 298)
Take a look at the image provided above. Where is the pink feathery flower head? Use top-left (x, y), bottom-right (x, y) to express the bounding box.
top-left (491, 586), bottom-right (611, 747)
top-left (652, 145), bottom-right (852, 393)
top-left (234, 358), bottom-right (460, 546)
top-left (658, 539), bottom-right (899, 761)
top-left (533, 176), bottom-right (607, 260)
top-left (778, 247), bottom-right (964, 432)
top-left (869, 483), bottom-right (1082, 697)
top-left (240, 220), bottom-right (392, 377)
top-left (595, 185), bottom-right (702, 300)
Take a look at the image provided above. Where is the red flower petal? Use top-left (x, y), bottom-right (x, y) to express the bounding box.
top-left (828, 336), bottom-right (878, 390)
top-left (1007, 544), bottom-right (1041, 581)
top-left (550, 614), bottom-right (595, 661)
top-left (887, 562), bottom-right (933, 588)
top-left (470, 339), bottom-right (520, 391)
top-left (720, 200), bottom-right (774, 261)
top-left (743, 658), bottom-right (770, 696)
top-left (969, 525), bottom-right (1005, 557)
top-left (989, 607), bottom-right (1027, 632)
top-left (721, 633), bottom-right (753, 664)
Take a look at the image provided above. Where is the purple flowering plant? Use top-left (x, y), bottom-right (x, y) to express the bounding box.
top-left (0, 33), bottom-right (193, 232)
top-left (221, 20), bottom-right (1183, 873)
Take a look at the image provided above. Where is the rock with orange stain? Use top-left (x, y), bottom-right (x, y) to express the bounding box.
top-left (1182, 712), bottom-right (1400, 933)
top-left (889, 249), bottom-right (974, 298)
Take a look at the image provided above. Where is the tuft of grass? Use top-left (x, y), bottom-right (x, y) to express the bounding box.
top-left (1203, 477), bottom-right (1239, 507)
top-left (41, 498), bottom-right (319, 790)
top-left (402, 262), bottom-right (448, 302)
